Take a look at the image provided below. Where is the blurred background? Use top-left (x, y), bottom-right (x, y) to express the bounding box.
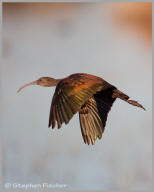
top-left (1, 2), bottom-right (152, 191)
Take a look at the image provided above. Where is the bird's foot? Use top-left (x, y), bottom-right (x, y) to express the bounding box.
top-left (127, 100), bottom-right (146, 110)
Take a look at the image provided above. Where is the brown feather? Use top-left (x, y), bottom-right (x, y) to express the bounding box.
top-left (55, 104), bottom-right (62, 128)
top-left (79, 87), bottom-right (117, 145)
top-left (79, 113), bottom-right (87, 144)
top-left (48, 73), bottom-right (113, 129)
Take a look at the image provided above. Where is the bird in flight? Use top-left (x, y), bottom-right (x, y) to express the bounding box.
top-left (18, 73), bottom-right (145, 145)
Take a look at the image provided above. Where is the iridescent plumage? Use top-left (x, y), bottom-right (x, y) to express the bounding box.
top-left (18, 73), bottom-right (145, 145)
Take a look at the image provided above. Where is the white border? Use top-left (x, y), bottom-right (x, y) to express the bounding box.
top-left (0, 1), bottom-right (152, 192)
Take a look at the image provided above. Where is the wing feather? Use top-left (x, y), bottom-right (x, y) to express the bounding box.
top-left (48, 74), bottom-right (112, 128)
top-left (79, 113), bottom-right (87, 144)
top-left (79, 98), bottom-right (103, 145)
top-left (52, 105), bottom-right (56, 128)
top-left (83, 115), bottom-right (91, 145)
top-left (61, 96), bottom-right (72, 124)
top-left (55, 104), bottom-right (62, 128)
top-left (79, 87), bottom-right (116, 144)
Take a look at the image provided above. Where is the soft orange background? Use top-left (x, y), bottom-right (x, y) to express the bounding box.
top-left (110, 2), bottom-right (152, 48)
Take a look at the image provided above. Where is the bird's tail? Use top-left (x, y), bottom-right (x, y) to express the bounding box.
top-left (112, 89), bottom-right (145, 110)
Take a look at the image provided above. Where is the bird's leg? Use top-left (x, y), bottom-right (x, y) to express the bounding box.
top-left (127, 100), bottom-right (146, 110)
top-left (112, 89), bottom-right (145, 110)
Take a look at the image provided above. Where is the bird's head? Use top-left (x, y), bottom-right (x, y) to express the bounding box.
top-left (37, 77), bottom-right (58, 87)
top-left (17, 77), bottom-right (60, 93)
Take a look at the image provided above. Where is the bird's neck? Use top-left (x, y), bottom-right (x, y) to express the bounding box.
top-left (48, 78), bottom-right (61, 86)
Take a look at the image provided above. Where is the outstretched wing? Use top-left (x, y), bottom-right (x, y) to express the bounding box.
top-left (48, 74), bottom-right (112, 129)
top-left (79, 87), bottom-right (116, 145)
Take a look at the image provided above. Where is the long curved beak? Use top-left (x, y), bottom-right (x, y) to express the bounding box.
top-left (17, 81), bottom-right (37, 93)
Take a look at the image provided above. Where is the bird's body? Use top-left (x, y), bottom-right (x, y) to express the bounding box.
top-left (18, 73), bottom-right (145, 145)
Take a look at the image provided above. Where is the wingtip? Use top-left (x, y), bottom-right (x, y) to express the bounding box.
top-left (48, 122), bottom-right (51, 128)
